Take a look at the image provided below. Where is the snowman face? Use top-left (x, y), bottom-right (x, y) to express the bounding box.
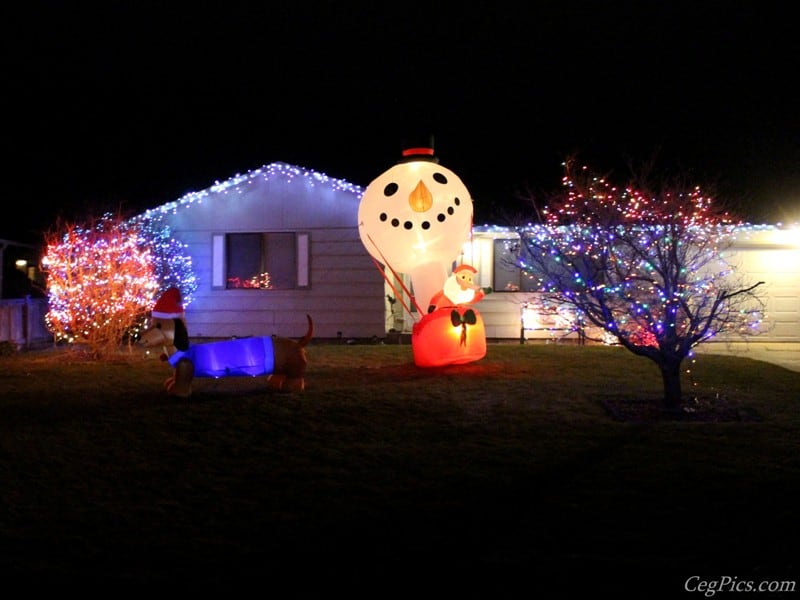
top-left (358, 160), bottom-right (473, 272)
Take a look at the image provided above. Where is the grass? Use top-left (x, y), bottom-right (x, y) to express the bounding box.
top-left (1, 342), bottom-right (798, 597)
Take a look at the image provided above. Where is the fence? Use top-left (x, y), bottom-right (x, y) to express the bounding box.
top-left (0, 297), bottom-right (50, 349)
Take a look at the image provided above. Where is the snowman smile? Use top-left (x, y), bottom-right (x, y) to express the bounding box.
top-left (378, 195), bottom-right (464, 232)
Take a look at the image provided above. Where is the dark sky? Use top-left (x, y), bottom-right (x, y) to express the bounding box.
top-left (3, 1), bottom-right (798, 243)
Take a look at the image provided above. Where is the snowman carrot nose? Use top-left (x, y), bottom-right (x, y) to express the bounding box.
top-left (409, 180), bottom-right (433, 212)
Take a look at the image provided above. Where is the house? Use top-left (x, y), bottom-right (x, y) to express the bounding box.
top-left (0, 239), bottom-right (49, 348)
top-left (0, 238), bottom-right (46, 300)
top-left (136, 161), bottom-right (800, 345)
top-left (464, 224), bottom-right (800, 343)
top-left (136, 163), bottom-right (386, 341)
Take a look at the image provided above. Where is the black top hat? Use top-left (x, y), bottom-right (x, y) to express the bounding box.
top-left (397, 133), bottom-right (439, 164)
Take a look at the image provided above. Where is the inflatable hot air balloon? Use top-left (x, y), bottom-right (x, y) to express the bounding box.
top-left (358, 136), bottom-right (488, 366)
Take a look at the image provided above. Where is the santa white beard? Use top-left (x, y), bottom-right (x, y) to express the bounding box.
top-left (443, 276), bottom-right (475, 305)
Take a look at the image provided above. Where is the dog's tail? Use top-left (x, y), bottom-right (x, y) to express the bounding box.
top-left (299, 314), bottom-right (313, 347)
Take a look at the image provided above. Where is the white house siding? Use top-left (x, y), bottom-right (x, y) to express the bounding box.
top-left (146, 163), bottom-right (385, 340)
top-left (721, 228), bottom-right (800, 342)
top-left (480, 293), bottom-right (535, 340)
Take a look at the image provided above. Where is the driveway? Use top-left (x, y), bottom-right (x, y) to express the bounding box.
top-left (694, 341), bottom-right (800, 373)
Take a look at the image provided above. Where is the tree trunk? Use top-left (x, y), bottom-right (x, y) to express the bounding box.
top-left (659, 358), bottom-right (683, 409)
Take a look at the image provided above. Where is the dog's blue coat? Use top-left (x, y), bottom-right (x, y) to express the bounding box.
top-left (168, 336), bottom-right (275, 378)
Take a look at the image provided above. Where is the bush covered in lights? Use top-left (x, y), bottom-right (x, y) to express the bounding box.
top-left (512, 159), bottom-right (766, 408)
top-left (43, 214), bottom-right (160, 357)
top-left (43, 213), bottom-right (197, 357)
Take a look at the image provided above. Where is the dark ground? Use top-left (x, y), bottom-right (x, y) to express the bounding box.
top-left (1, 344), bottom-right (798, 598)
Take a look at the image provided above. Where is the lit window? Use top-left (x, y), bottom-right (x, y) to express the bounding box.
top-left (212, 232), bottom-right (309, 290)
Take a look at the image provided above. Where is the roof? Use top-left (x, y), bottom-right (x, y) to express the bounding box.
top-left (132, 162), bottom-right (365, 223)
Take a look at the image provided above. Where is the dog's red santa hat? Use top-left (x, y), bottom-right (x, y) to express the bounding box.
top-left (152, 287), bottom-right (184, 319)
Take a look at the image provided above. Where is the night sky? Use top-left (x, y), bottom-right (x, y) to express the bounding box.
top-left (4, 1), bottom-right (798, 243)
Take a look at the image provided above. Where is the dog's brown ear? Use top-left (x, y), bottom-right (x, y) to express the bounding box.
top-left (173, 318), bottom-right (190, 351)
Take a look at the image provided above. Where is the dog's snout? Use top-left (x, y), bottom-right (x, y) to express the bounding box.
top-left (138, 327), bottom-right (160, 347)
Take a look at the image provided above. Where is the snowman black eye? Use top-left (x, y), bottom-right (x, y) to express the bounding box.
top-left (433, 172), bottom-right (447, 185)
top-left (384, 182), bottom-right (399, 196)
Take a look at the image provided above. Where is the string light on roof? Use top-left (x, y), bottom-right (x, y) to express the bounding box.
top-left (135, 162), bottom-right (365, 222)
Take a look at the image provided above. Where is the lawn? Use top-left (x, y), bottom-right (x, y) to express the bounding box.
top-left (1, 342), bottom-right (798, 597)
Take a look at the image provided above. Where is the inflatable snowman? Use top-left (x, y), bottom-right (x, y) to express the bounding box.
top-left (358, 137), bottom-right (486, 366)
top-left (358, 136), bottom-right (473, 314)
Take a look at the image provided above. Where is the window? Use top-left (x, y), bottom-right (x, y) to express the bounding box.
top-left (493, 238), bottom-right (543, 292)
top-left (493, 239), bottom-right (523, 292)
top-left (212, 232), bottom-right (309, 290)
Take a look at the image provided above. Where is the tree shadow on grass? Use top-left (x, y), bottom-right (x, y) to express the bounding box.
top-left (600, 394), bottom-right (762, 423)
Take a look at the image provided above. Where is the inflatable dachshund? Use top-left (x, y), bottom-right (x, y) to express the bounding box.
top-left (140, 288), bottom-right (313, 396)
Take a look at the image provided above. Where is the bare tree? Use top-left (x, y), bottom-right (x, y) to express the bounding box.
top-left (513, 159), bottom-right (766, 409)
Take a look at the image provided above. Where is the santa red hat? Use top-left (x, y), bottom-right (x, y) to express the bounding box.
top-left (453, 264), bottom-right (477, 274)
top-left (152, 287), bottom-right (184, 319)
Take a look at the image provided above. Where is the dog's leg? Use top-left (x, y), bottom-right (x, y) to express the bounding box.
top-left (266, 374), bottom-right (286, 391)
top-left (167, 358), bottom-right (194, 398)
